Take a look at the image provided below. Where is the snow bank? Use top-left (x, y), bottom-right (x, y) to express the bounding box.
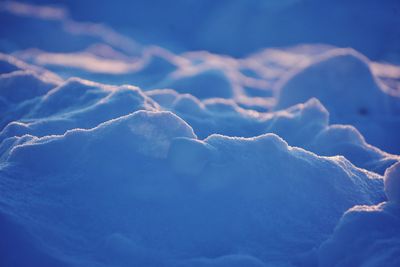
top-left (314, 164), bottom-right (400, 267)
top-left (0, 115), bottom-right (384, 266)
top-left (315, 202), bottom-right (400, 267)
top-left (275, 48), bottom-right (400, 153)
top-left (275, 49), bottom-right (390, 115)
top-left (0, 78), bottom-right (159, 141)
top-left (147, 89), bottom-right (397, 174)
top-left (309, 125), bottom-right (399, 174)
top-left (6, 110), bottom-right (195, 170)
top-left (2, 69), bottom-right (395, 175)
top-left (2, 70), bottom-right (394, 175)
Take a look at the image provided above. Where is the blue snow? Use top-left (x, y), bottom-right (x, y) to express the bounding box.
top-left (1, 1), bottom-right (400, 267)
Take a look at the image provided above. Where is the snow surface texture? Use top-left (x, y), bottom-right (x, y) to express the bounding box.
top-left (1, 1), bottom-right (400, 267)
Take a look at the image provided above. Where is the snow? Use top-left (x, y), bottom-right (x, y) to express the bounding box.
top-left (275, 48), bottom-right (400, 154)
top-left (161, 69), bottom-right (234, 99)
top-left (0, 70), bottom-right (56, 103)
top-left (1, 1), bottom-right (400, 267)
top-left (0, 122), bottom-right (384, 266)
top-left (315, 202), bottom-right (400, 267)
top-left (385, 162), bottom-right (400, 203)
top-left (168, 137), bottom-right (215, 176)
top-left (313, 160), bottom-right (400, 267)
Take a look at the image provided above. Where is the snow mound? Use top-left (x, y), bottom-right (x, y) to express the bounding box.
top-left (310, 163), bottom-right (400, 267)
top-left (315, 202), bottom-right (400, 267)
top-left (0, 122), bottom-right (384, 266)
top-left (6, 110), bottom-right (195, 171)
top-left (309, 125), bottom-right (399, 174)
top-left (275, 49), bottom-right (392, 118)
top-left (160, 69), bottom-right (233, 99)
top-left (0, 78), bottom-right (159, 140)
top-left (147, 89), bottom-right (397, 174)
top-left (275, 48), bottom-right (400, 153)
